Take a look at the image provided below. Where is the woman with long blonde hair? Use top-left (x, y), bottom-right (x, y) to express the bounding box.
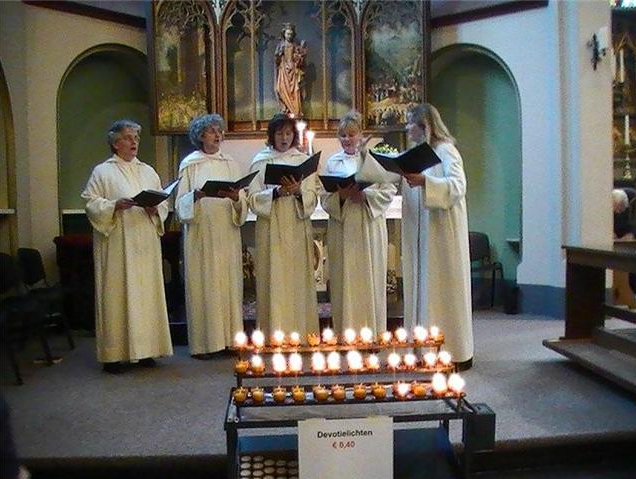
top-left (401, 103), bottom-right (474, 370)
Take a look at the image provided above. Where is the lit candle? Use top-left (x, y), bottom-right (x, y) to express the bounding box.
top-left (395, 327), bottom-right (408, 343)
top-left (380, 331), bottom-right (392, 344)
top-left (322, 327), bottom-right (335, 344)
top-left (343, 328), bottom-right (357, 345)
top-left (413, 326), bottom-right (428, 343)
top-left (620, 48), bottom-right (625, 83)
top-left (626, 114), bottom-right (631, 146)
top-left (288, 331), bottom-right (301, 346)
top-left (424, 352), bottom-right (437, 368)
top-left (289, 352), bottom-right (303, 373)
top-left (438, 351), bottom-right (452, 367)
top-left (234, 331), bottom-right (248, 348)
top-left (296, 120), bottom-right (306, 148)
top-left (306, 130), bottom-right (315, 155)
top-left (250, 354), bottom-right (264, 374)
top-left (271, 330), bottom-right (285, 347)
top-left (251, 330), bottom-right (265, 348)
top-left (346, 350), bottom-right (363, 371)
top-left (430, 326), bottom-right (441, 340)
top-left (311, 352), bottom-right (326, 372)
top-left (360, 327), bottom-right (373, 344)
top-left (448, 373), bottom-right (466, 394)
top-left (327, 351), bottom-right (341, 372)
top-left (387, 352), bottom-right (401, 369)
top-left (272, 352), bottom-right (287, 374)
top-left (366, 354), bottom-right (380, 370)
top-left (403, 353), bottom-right (417, 369)
top-left (432, 373), bottom-right (448, 396)
top-left (395, 382), bottom-right (411, 399)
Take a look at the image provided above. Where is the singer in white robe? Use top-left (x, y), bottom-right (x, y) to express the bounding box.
top-left (248, 114), bottom-right (318, 336)
top-left (320, 116), bottom-right (396, 333)
top-left (81, 121), bottom-right (173, 366)
top-left (175, 120), bottom-right (248, 355)
top-left (401, 104), bottom-right (473, 364)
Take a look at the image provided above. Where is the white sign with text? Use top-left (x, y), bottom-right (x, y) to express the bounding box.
top-left (298, 416), bottom-right (393, 479)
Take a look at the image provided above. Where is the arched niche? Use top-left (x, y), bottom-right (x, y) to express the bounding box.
top-left (431, 44), bottom-right (522, 282)
top-left (57, 44), bottom-right (150, 231)
top-left (0, 61), bottom-right (17, 253)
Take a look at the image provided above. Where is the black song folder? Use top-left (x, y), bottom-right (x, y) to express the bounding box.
top-left (202, 171), bottom-right (258, 197)
top-left (264, 151), bottom-right (321, 185)
top-left (132, 178), bottom-right (180, 207)
top-left (369, 142), bottom-right (441, 175)
top-left (318, 174), bottom-right (372, 192)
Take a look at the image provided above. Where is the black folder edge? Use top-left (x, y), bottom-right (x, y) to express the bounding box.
top-left (319, 174), bottom-right (373, 192)
top-left (132, 190), bottom-right (170, 208)
top-left (369, 142), bottom-right (441, 175)
top-left (264, 151), bottom-right (321, 185)
top-left (202, 171), bottom-right (258, 197)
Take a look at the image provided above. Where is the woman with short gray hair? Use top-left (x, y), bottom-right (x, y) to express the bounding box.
top-left (81, 119), bottom-right (173, 374)
top-left (175, 113), bottom-right (249, 358)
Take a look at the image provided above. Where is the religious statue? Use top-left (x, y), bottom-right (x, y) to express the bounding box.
top-left (274, 23), bottom-right (307, 117)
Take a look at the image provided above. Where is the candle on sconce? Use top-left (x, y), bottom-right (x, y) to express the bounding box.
top-left (346, 350), bottom-right (363, 371)
top-left (289, 352), bottom-right (303, 373)
top-left (234, 331), bottom-right (248, 348)
top-left (438, 351), bottom-right (452, 367)
top-left (403, 353), bottom-right (417, 369)
top-left (366, 353), bottom-right (380, 370)
top-left (272, 352), bottom-right (287, 374)
top-left (448, 373), bottom-right (466, 395)
top-left (311, 352), bottom-right (326, 372)
top-left (306, 130), bottom-right (315, 155)
top-left (424, 352), bottom-right (437, 368)
top-left (271, 330), bottom-right (285, 347)
top-left (251, 330), bottom-right (265, 348)
top-left (430, 326), bottom-right (441, 340)
top-left (395, 327), bottom-right (408, 343)
top-left (380, 331), bottom-right (392, 344)
top-left (387, 352), bottom-right (401, 369)
top-left (413, 326), bottom-right (428, 343)
top-left (343, 328), bottom-right (357, 345)
top-left (288, 331), bottom-right (301, 347)
top-left (295, 120), bottom-right (307, 148)
top-left (360, 327), bottom-right (373, 344)
top-left (327, 351), bottom-right (341, 372)
top-left (432, 373), bottom-right (448, 396)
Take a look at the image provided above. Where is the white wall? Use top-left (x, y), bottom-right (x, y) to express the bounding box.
top-left (0, 2), bottom-right (147, 278)
top-left (432, 0), bottom-right (613, 292)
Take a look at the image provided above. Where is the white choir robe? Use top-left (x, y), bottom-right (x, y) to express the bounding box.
top-left (401, 142), bottom-right (474, 362)
top-left (175, 150), bottom-right (248, 354)
top-left (248, 147), bottom-right (319, 336)
top-left (81, 155), bottom-right (173, 363)
top-left (320, 150), bottom-right (396, 334)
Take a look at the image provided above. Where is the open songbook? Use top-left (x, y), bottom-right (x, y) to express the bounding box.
top-left (318, 173), bottom-right (373, 193)
top-left (369, 142), bottom-right (441, 175)
top-left (202, 171), bottom-right (258, 197)
top-left (264, 151), bottom-right (321, 185)
top-left (132, 178), bottom-right (181, 208)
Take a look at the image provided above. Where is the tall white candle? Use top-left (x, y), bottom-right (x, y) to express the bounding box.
top-left (306, 130), bottom-right (315, 155)
top-left (626, 115), bottom-right (631, 146)
top-left (296, 120), bottom-right (306, 148)
top-left (620, 48), bottom-right (625, 84)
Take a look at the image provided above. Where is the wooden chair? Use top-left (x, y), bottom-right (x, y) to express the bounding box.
top-left (0, 253), bottom-right (53, 385)
top-left (469, 232), bottom-right (504, 308)
top-left (17, 248), bottom-right (75, 349)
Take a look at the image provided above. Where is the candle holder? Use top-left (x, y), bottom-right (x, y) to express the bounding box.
top-left (251, 387), bottom-right (265, 404)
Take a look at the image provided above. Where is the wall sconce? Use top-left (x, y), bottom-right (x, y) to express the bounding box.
top-left (587, 27), bottom-right (608, 70)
